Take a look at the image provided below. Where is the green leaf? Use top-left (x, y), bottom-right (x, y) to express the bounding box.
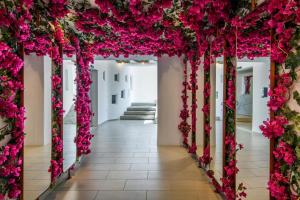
top-left (296, 146), bottom-right (300, 159)
top-left (293, 91), bottom-right (300, 106)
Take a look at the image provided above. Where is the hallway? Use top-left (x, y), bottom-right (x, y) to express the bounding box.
top-left (47, 120), bottom-right (220, 200)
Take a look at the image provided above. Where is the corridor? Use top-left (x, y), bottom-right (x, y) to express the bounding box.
top-left (47, 120), bottom-right (220, 200)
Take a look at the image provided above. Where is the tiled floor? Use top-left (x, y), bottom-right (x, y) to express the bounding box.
top-left (24, 145), bottom-right (51, 200)
top-left (63, 124), bottom-right (77, 171)
top-left (209, 121), bottom-right (269, 200)
top-left (24, 122), bottom-right (77, 200)
top-left (47, 120), bottom-right (221, 200)
top-left (210, 120), bottom-right (223, 185)
top-left (236, 122), bottom-right (269, 200)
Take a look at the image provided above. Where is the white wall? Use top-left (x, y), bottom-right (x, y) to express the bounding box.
top-left (63, 60), bottom-right (77, 117)
top-left (131, 64), bottom-right (157, 103)
top-left (24, 54), bottom-right (51, 146)
top-left (215, 63), bottom-right (224, 120)
top-left (236, 69), bottom-right (253, 116)
top-left (252, 61), bottom-right (270, 133)
top-left (157, 56), bottom-right (183, 145)
top-left (196, 58), bottom-right (204, 148)
top-left (93, 60), bottom-right (133, 124)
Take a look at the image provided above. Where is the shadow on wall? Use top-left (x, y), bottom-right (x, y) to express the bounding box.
top-left (157, 56), bottom-right (184, 145)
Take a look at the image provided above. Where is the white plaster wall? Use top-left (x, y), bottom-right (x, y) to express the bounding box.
top-left (252, 61), bottom-right (270, 133)
top-left (186, 61), bottom-right (192, 146)
top-left (24, 54), bottom-right (51, 146)
top-left (43, 56), bottom-right (52, 145)
top-left (210, 60), bottom-right (217, 147)
top-left (157, 56), bottom-right (183, 145)
top-left (90, 70), bottom-right (99, 126)
top-left (96, 63), bottom-right (110, 124)
top-left (63, 60), bottom-right (77, 117)
top-left (93, 60), bottom-right (132, 124)
top-left (215, 63), bottom-right (224, 120)
top-left (236, 69), bottom-right (253, 116)
top-left (131, 64), bottom-right (157, 103)
top-left (196, 58), bottom-right (204, 148)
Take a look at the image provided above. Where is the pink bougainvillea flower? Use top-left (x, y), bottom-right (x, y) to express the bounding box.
top-left (273, 141), bottom-right (296, 166)
top-left (260, 116), bottom-right (288, 139)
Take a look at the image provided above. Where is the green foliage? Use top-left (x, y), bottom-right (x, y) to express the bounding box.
top-left (293, 91), bottom-right (300, 105)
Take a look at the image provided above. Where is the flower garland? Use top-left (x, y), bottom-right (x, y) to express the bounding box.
top-left (72, 37), bottom-right (94, 156)
top-left (178, 57), bottom-right (191, 147)
top-left (49, 43), bottom-right (64, 181)
top-left (259, 0), bottom-right (300, 198)
top-left (0, 42), bottom-right (25, 200)
top-left (0, 0), bottom-right (32, 199)
top-left (199, 47), bottom-right (212, 166)
top-left (220, 29), bottom-right (246, 200)
top-left (188, 56), bottom-right (200, 154)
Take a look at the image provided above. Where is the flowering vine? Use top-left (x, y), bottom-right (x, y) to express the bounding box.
top-left (188, 56), bottom-right (200, 154)
top-left (0, 0), bottom-right (32, 199)
top-left (258, 1), bottom-right (300, 198)
top-left (49, 43), bottom-right (64, 181)
top-left (0, 42), bottom-right (25, 200)
top-left (199, 47), bottom-right (212, 166)
top-left (178, 58), bottom-right (191, 147)
top-left (71, 37), bottom-right (94, 156)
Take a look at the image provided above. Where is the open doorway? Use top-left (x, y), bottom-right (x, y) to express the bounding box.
top-left (90, 57), bottom-right (158, 133)
top-left (236, 58), bottom-right (270, 200)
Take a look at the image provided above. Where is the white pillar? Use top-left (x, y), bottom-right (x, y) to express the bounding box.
top-left (24, 54), bottom-right (51, 146)
top-left (210, 59), bottom-right (216, 147)
top-left (157, 55), bottom-right (184, 145)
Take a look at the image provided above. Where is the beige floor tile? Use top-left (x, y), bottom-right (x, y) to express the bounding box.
top-left (24, 191), bottom-right (46, 200)
top-left (96, 191), bottom-right (146, 200)
top-left (73, 170), bottom-right (109, 180)
top-left (148, 170), bottom-right (206, 180)
top-left (46, 191), bottom-right (98, 200)
top-left (24, 179), bottom-right (51, 191)
top-left (169, 180), bottom-right (212, 191)
top-left (58, 180), bottom-right (125, 191)
top-left (147, 191), bottom-right (220, 200)
top-left (115, 157), bottom-right (149, 164)
top-left (107, 171), bottom-right (148, 180)
top-left (124, 180), bottom-right (171, 190)
top-left (49, 120), bottom-right (221, 199)
top-left (80, 163), bottom-right (131, 171)
top-left (246, 188), bottom-right (269, 200)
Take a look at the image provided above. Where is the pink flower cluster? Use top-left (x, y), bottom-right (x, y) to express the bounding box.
top-left (188, 57), bottom-right (200, 154)
top-left (268, 73), bottom-right (293, 111)
top-left (225, 72), bottom-right (236, 110)
top-left (273, 141), bottom-right (296, 166)
top-left (50, 48), bottom-right (64, 180)
top-left (48, 0), bottom-right (69, 19)
top-left (199, 146), bottom-right (212, 166)
top-left (260, 116), bottom-right (288, 139)
top-left (199, 51), bottom-right (212, 166)
top-left (72, 38), bottom-right (94, 156)
top-left (75, 6), bottom-right (188, 57)
top-left (0, 42), bottom-right (25, 199)
top-left (267, 0), bottom-right (298, 64)
top-left (178, 60), bottom-right (191, 146)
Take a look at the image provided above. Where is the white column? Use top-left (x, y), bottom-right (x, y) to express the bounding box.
top-left (157, 55), bottom-right (184, 145)
top-left (24, 54), bottom-right (51, 146)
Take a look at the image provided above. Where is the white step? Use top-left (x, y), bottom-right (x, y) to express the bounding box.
top-left (124, 111), bottom-right (155, 115)
top-left (132, 102), bottom-right (156, 106)
top-left (120, 115), bottom-right (155, 120)
top-left (127, 106), bottom-right (156, 111)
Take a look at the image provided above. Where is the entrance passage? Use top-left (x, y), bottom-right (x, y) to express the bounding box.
top-left (47, 120), bottom-right (219, 200)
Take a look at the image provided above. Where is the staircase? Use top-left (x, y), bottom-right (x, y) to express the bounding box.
top-left (120, 103), bottom-right (156, 120)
